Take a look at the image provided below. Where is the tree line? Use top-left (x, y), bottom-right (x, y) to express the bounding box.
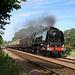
top-left (64, 28), bottom-right (75, 49)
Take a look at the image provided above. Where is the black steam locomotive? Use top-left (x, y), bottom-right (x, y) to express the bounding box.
top-left (6, 27), bottom-right (66, 57)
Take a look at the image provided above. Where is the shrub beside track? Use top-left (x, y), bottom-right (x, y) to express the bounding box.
top-left (0, 50), bottom-right (26, 75)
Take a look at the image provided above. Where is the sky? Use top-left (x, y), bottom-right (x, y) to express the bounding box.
top-left (2, 0), bottom-right (75, 41)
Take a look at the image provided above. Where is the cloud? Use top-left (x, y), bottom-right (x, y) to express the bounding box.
top-left (21, 0), bottom-right (66, 7)
top-left (21, 0), bottom-right (46, 7)
top-left (11, 13), bottom-right (29, 20)
top-left (58, 15), bottom-right (75, 19)
top-left (66, 10), bottom-right (75, 12)
top-left (2, 29), bottom-right (14, 41)
top-left (8, 25), bottom-right (21, 29)
top-left (63, 1), bottom-right (75, 5)
top-left (11, 10), bottom-right (55, 20)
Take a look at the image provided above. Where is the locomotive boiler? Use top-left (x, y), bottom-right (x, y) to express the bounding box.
top-left (6, 27), bottom-right (66, 57)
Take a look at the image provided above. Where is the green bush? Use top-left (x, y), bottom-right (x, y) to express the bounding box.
top-left (0, 50), bottom-right (26, 75)
top-left (63, 45), bottom-right (72, 55)
top-left (72, 42), bottom-right (75, 49)
top-left (62, 45), bottom-right (72, 55)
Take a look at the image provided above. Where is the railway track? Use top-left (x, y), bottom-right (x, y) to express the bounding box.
top-left (3, 48), bottom-right (59, 75)
top-left (37, 54), bottom-right (75, 65)
top-left (61, 57), bottom-right (75, 61)
top-left (3, 48), bottom-right (75, 75)
top-left (57, 57), bottom-right (75, 64)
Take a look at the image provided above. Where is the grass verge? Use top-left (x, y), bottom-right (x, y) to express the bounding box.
top-left (0, 50), bottom-right (26, 75)
top-left (70, 50), bottom-right (75, 57)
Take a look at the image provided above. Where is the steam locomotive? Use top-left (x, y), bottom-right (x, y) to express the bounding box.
top-left (6, 27), bottom-right (66, 57)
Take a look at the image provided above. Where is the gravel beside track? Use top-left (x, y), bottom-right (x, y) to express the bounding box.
top-left (3, 48), bottom-right (75, 75)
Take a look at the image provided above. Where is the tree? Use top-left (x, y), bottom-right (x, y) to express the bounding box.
top-left (63, 45), bottom-right (72, 55)
top-left (0, 30), bottom-right (4, 35)
top-left (72, 42), bottom-right (75, 49)
top-left (0, 35), bottom-right (3, 46)
top-left (0, 0), bottom-right (27, 30)
top-left (64, 28), bottom-right (75, 47)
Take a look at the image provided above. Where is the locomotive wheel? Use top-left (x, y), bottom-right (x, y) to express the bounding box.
top-left (53, 51), bottom-right (61, 58)
top-left (58, 52), bottom-right (61, 58)
top-left (36, 45), bottom-right (40, 55)
top-left (58, 54), bottom-right (61, 58)
top-left (32, 45), bottom-right (36, 54)
top-left (43, 51), bottom-right (46, 56)
top-left (46, 52), bottom-right (50, 57)
top-left (36, 50), bottom-right (40, 55)
top-left (32, 50), bottom-right (35, 53)
top-left (19, 48), bottom-right (22, 51)
top-left (49, 51), bottom-right (53, 57)
top-left (21, 48), bottom-right (23, 51)
top-left (46, 51), bottom-right (53, 57)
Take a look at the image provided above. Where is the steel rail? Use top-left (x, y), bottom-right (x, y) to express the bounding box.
top-left (6, 48), bottom-right (75, 71)
top-left (5, 48), bottom-right (59, 75)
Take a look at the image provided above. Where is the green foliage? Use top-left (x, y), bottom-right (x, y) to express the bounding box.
top-left (72, 42), bottom-right (75, 49)
top-left (0, 0), bottom-right (27, 30)
top-left (0, 35), bottom-right (3, 46)
top-left (0, 30), bottom-right (4, 35)
top-left (64, 28), bottom-right (75, 48)
top-left (0, 50), bottom-right (26, 75)
top-left (63, 45), bottom-right (72, 55)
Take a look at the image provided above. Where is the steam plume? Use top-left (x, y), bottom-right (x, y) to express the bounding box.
top-left (25, 15), bottom-right (56, 28)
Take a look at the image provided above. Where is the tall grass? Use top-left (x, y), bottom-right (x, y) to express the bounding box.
top-left (0, 50), bottom-right (26, 75)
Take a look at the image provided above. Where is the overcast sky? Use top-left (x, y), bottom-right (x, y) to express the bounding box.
top-left (2, 0), bottom-right (75, 41)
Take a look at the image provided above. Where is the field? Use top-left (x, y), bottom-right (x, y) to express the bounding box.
top-left (70, 49), bottom-right (75, 57)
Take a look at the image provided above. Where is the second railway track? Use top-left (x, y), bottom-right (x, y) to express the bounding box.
top-left (3, 48), bottom-right (75, 75)
top-left (57, 57), bottom-right (75, 64)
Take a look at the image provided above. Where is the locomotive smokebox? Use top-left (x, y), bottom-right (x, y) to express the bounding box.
top-left (46, 27), bottom-right (60, 42)
top-left (49, 29), bottom-right (60, 41)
